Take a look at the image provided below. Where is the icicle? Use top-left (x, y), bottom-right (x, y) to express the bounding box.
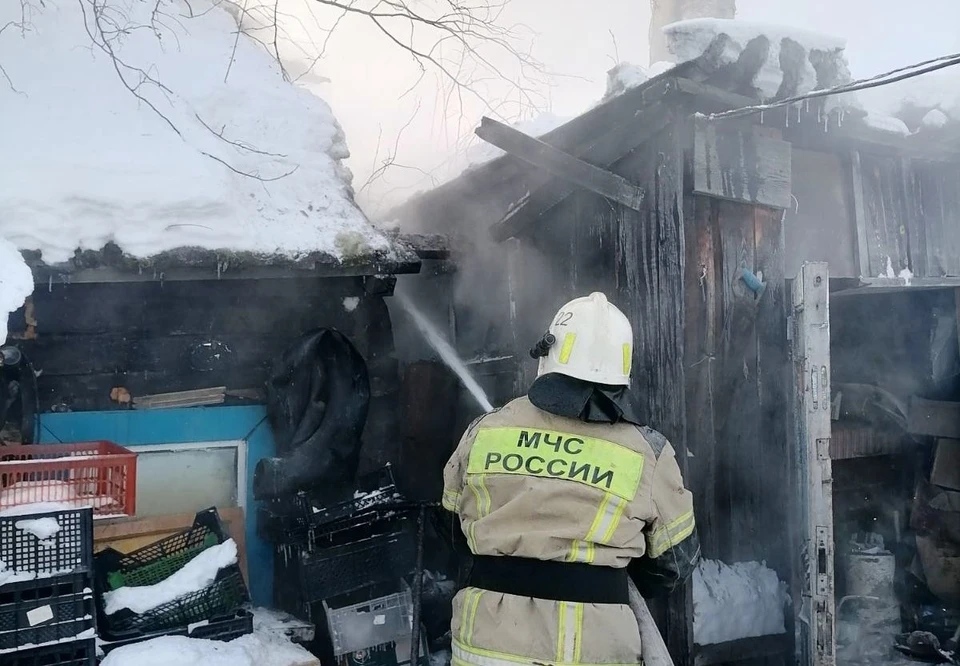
top-left (159, 271), bottom-right (165, 287)
top-left (48, 276), bottom-right (52, 293)
top-left (824, 111), bottom-right (829, 133)
top-left (805, 99), bottom-right (810, 113)
top-left (217, 261), bottom-right (221, 280)
top-left (817, 105), bottom-right (822, 124)
top-left (839, 108), bottom-right (845, 128)
top-left (796, 104), bottom-right (801, 125)
top-left (760, 110), bottom-right (764, 124)
top-left (785, 109), bottom-right (790, 128)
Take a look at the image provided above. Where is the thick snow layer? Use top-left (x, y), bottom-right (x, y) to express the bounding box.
top-left (923, 109), bottom-right (950, 129)
top-left (100, 629), bottom-right (315, 666)
top-left (16, 517), bottom-right (61, 540)
top-left (663, 18), bottom-right (846, 100)
top-left (104, 539), bottom-right (238, 615)
top-left (693, 559), bottom-right (788, 645)
top-left (603, 61), bottom-right (678, 100)
top-left (0, 238), bottom-right (33, 344)
top-left (863, 111), bottom-right (911, 136)
top-left (0, 0), bottom-right (393, 266)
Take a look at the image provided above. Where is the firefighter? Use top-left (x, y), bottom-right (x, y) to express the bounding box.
top-left (442, 292), bottom-right (700, 666)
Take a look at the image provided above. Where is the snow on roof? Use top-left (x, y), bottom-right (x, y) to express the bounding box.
top-left (663, 18), bottom-right (847, 100)
top-left (603, 62), bottom-right (676, 101)
top-left (0, 238), bottom-right (32, 345)
top-left (854, 69), bottom-right (960, 135)
top-left (0, 0), bottom-right (396, 268)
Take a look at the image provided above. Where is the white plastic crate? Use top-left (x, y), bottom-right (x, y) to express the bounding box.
top-left (324, 583), bottom-right (413, 657)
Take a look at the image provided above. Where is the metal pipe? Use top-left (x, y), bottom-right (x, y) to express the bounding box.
top-left (627, 579), bottom-right (675, 666)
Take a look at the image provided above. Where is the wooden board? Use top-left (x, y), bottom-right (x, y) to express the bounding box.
top-left (693, 118), bottom-right (792, 209)
top-left (476, 117), bottom-right (645, 210)
top-left (858, 154), bottom-right (909, 278)
top-left (908, 397), bottom-right (960, 439)
top-left (915, 161), bottom-right (960, 277)
top-left (784, 149), bottom-right (858, 278)
top-left (94, 506), bottom-right (248, 583)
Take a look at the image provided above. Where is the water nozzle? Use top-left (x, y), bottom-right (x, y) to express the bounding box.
top-left (529, 333), bottom-right (557, 359)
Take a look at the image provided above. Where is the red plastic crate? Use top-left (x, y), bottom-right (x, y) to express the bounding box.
top-left (0, 441), bottom-right (137, 516)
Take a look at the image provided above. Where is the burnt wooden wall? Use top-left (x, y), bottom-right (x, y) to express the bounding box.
top-left (6, 276), bottom-right (402, 471)
top-left (684, 194), bottom-right (791, 576)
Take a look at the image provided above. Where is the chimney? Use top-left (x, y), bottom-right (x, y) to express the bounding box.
top-left (649, 0), bottom-right (736, 64)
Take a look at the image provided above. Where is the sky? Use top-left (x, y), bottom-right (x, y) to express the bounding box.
top-left (284, 0), bottom-right (960, 214)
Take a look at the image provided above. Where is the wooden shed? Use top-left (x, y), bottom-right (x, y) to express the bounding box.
top-left (388, 47), bottom-right (960, 666)
top-left (3, 237), bottom-right (427, 605)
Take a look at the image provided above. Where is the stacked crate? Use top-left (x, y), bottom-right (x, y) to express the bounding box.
top-left (94, 508), bottom-right (252, 655)
top-left (0, 506), bottom-right (97, 665)
top-left (260, 465), bottom-right (421, 658)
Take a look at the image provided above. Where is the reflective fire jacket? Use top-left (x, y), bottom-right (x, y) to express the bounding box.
top-left (442, 396), bottom-right (697, 666)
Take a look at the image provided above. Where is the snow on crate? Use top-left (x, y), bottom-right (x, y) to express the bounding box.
top-left (14, 517), bottom-right (61, 541)
top-left (693, 559), bottom-right (788, 646)
top-left (0, 0), bottom-right (396, 270)
top-left (103, 539), bottom-right (238, 616)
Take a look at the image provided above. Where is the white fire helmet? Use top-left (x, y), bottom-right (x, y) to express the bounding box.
top-left (537, 292), bottom-right (633, 386)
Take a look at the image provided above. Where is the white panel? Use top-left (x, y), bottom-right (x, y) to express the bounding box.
top-left (135, 445), bottom-right (238, 517)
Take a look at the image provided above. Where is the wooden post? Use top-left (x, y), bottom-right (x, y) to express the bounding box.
top-left (789, 262), bottom-right (836, 666)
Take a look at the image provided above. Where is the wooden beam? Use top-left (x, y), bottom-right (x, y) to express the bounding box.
top-left (475, 117), bottom-right (645, 211)
top-left (908, 397), bottom-right (960, 439)
top-left (490, 103), bottom-right (673, 242)
top-left (850, 151), bottom-right (873, 278)
top-left (693, 116), bottom-right (793, 209)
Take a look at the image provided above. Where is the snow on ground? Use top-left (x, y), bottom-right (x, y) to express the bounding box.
top-left (104, 539), bottom-right (238, 616)
top-left (663, 18), bottom-right (846, 100)
top-left (0, 237), bottom-right (33, 344)
top-left (0, 0), bottom-right (393, 267)
top-left (693, 559), bottom-right (788, 645)
top-left (100, 629), bottom-right (315, 666)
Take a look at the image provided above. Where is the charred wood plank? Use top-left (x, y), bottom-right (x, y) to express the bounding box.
top-left (490, 104), bottom-right (673, 242)
top-left (475, 117), bottom-right (645, 211)
top-left (858, 154), bottom-right (910, 277)
top-left (693, 117), bottom-right (792, 209)
top-left (908, 397), bottom-right (960, 439)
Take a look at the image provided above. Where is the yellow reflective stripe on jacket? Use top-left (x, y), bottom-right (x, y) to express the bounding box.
top-left (556, 602), bottom-right (583, 662)
top-left (585, 493), bottom-right (627, 545)
top-left (646, 510), bottom-right (696, 558)
top-left (442, 489), bottom-right (461, 512)
top-left (459, 589), bottom-right (484, 644)
top-left (566, 539), bottom-right (595, 564)
top-left (453, 640), bottom-right (639, 666)
top-left (466, 427), bottom-right (645, 501)
top-left (464, 478), bottom-right (485, 551)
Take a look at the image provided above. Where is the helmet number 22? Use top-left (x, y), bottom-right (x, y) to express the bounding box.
top-left (554, 311), bottom-right (573, 327)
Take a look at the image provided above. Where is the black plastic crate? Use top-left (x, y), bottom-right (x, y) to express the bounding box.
top-left (98, 608), bottom-right (253, 654)
top-left (94, 508), bottom-right (249, 637)
top-left (278, 517), bottom-right (417, 602)
top-left (3, 638), bottom-right (96, 665)
top-left (0, 572), bottom-right (95, 652)
top-left (0, 508), bottom-right (93, 578)
top-left (259, 465), bottom-right (412, 544)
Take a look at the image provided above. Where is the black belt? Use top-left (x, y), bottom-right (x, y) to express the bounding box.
top-left (468, 555), bottom-right (629, 605)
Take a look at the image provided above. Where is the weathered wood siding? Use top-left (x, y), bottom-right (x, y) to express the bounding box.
top-left (851, 155), bottom-right (960, 278)
top-left (7, 277), bottom-right (402, 470)
top-left (684, 194), bottom-right (791, 576)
